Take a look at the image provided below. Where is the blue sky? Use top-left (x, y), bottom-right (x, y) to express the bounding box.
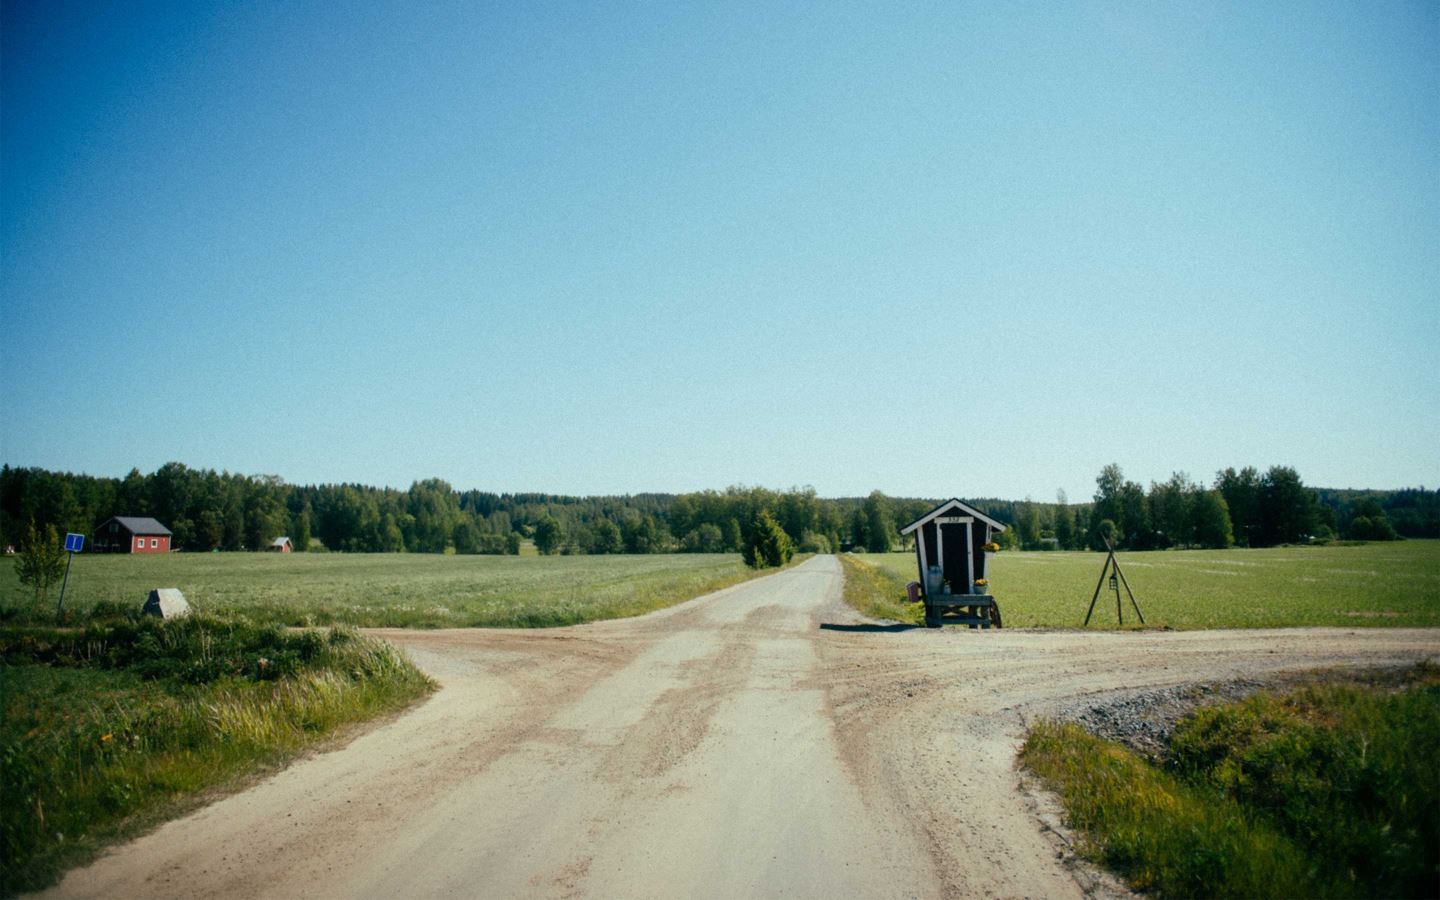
top-left (3, 0), bottom-right (1437, 499)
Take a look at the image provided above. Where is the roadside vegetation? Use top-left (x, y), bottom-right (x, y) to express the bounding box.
top-left (1021, 666), bottom-right (1440, 898)
top-left (858, 541), bottom-right (1440, 629)
top-left (837, 554), bottom-right (922, 625)
top-left (0, 611), bottom-right (434, 895)
top-left (0, 552), bottom-right (806, 629)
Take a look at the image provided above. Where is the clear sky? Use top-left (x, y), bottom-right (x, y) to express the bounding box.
top-left (3, 1), bottom-right (1437, 500)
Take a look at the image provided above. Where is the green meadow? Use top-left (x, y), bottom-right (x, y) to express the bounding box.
top-left (856, 541), bottom-right (1440, 629)
top-left (0, 552), bottom-right (781, 629)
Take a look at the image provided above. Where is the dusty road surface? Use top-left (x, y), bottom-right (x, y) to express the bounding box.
top-left (44, 556), bottom-right (1440, 899)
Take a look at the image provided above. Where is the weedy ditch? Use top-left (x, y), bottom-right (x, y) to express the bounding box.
top-left (0, 611), bottom-right (435, 895)
top-left (1021, 664), bottom-right (1440, 898)
top-left (838, 554), bottom-right (922, 625)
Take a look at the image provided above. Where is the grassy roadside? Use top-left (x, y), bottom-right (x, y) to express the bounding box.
top-left (1021, 666), bottom-right (1440, 898)
top-left (1, 553), bottom-right (808, 629)
top-left (0, 615), bottom-right (435, 895)
top-left (837, 554), bottom-right (923, 625)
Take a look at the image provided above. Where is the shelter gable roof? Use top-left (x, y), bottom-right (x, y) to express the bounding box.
top-left (899, 498), bottom-right (1008, 534)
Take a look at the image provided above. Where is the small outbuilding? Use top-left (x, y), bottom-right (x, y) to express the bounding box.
top-left (94, 516), bottom-right (173, 554)
top-left (268, 536), bottom-right (292, 553)
top-left (900, 498), bottom-right (1009, 629)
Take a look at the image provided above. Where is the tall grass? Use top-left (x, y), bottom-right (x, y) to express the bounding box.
top-left (837, 555), bottom-right (922, 625)
top-left (1023, 720), bottom-right (1316, 897)
top-left (1022, 667), bottom-right (1440, 898)
top-left (1167, 672), bottom-right (1440, 897)
top-left (0, 615), bottom-right (433, 894)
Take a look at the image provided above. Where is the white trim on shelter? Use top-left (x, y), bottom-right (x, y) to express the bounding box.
top-left (900, 498), bottom-right (1008, 535)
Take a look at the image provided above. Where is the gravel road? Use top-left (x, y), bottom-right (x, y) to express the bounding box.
top-left (42, 555), bottom-right (1440, 899)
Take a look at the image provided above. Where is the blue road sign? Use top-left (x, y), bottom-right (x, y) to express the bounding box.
top-left (64, 533), bottom-right (85, 553)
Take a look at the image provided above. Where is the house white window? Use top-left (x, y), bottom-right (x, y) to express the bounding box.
top-left (151, 538), bottom-right (159, 548)
top-left (135, 537), bottom-right (143, 549)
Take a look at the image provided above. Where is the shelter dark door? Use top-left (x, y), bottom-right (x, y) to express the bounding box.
top-left (939, 522), bottom-right (971, 590)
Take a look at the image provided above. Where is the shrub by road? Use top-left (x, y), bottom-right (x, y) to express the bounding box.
top-left (1022, 665), bottom-right (1440, 898)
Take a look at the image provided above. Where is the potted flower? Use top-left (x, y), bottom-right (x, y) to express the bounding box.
top-left (973, 578), bottom-right (988, 595)
top-left (980, 542), bottom-right (999, 588)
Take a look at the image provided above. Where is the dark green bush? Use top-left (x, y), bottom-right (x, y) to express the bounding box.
top-left (1168, 678), bottom-right (1440, 897)
top-left (1023, 720), bottom-right (1315, 898)
top-left (0, 615), bottom-right (367, 686)
top-left (1024, 668), bottom-right (1439, 899)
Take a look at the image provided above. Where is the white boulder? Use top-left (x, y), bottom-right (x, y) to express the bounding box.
top-left (143, 588), bottom-right (191, 619)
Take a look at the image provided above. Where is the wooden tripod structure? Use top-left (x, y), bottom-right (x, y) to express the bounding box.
top-left (1084, 538), bottom-right (1146, 626)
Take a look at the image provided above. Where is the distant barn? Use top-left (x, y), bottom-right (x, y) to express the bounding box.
top-left (94, 516), bottom-right (173, 554)
top-left (268, 536), bottom-right (292, 553)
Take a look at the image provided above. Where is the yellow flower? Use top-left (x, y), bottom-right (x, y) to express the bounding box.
top-left (974, 578), bottom-right (988, 585)
top-left (100, 733), bottom-right (113, 743)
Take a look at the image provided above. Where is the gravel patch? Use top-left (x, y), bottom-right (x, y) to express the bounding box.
top-left (1060, 665), bottom-right (1423, 759)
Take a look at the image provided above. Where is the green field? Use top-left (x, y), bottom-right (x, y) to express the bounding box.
top-left (0, 552), bottom-right (778, 628)
top-left (857, 541), bottom-right (1440, 629)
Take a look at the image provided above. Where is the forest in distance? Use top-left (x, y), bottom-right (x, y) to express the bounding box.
top-left (2, 462), bottom-right (1436, 559)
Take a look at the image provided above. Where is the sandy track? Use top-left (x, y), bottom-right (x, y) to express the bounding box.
top-left (42, 556), bottom-right (1440, 899)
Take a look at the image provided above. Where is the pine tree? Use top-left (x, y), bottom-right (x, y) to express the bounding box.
top-left (745, 510), bottom-right (794, 569)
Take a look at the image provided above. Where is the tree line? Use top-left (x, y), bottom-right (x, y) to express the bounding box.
top-left (3, 462), bottom-right (1432, 557)
top-left (0, 464), bottom-right (937, 557)
top-left (1005, 464), bottom-right (1437, 552)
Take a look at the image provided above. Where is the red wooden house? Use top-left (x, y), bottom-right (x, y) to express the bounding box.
top-left (94, 516), bottom-right (173, 554)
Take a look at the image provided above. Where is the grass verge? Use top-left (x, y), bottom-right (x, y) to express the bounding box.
top-left (838, 554), bottom-right (922, 625)
top-left (2, 553), bottom-right (810, 629)
top-left (0, 614), bottom-right (435, 895)
top-left (1021, 666), bottom-right (1440, 898)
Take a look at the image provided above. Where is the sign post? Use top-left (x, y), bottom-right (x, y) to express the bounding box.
top-left (58, 532), bottom-right (84, 618)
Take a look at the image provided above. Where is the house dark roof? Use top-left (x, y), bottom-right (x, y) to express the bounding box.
top-left (102, 516), bottom-right (173, 536)
top-left (899, 498), bottom-right (1008, 535)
